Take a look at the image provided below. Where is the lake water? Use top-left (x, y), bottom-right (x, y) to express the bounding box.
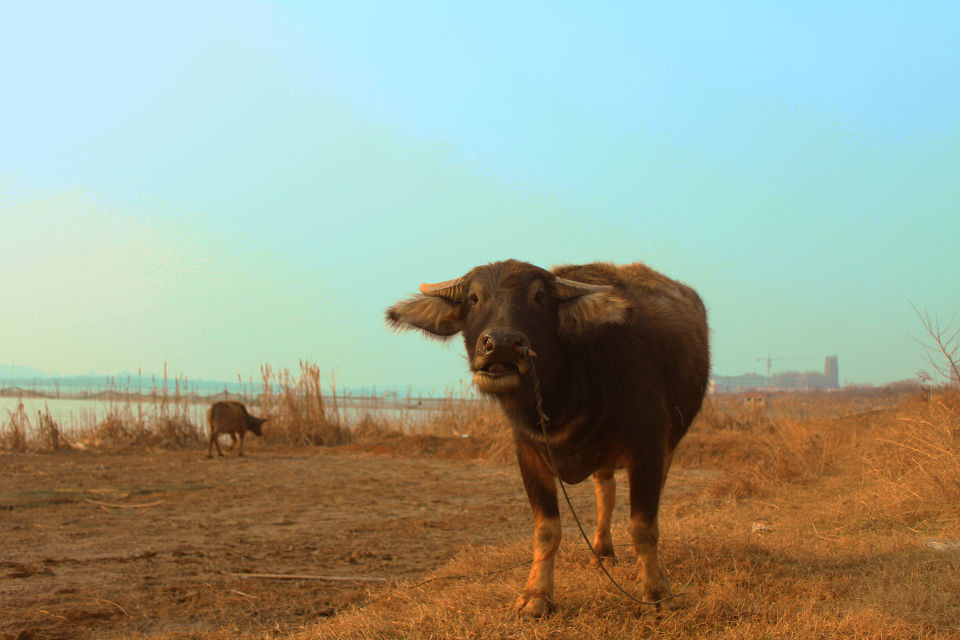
top-left (0, 396), bottom-right (211, 436)
top-left (0, 394), bottom-right (472, 438)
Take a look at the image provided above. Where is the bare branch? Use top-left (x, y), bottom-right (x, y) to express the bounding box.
top-left (911, 302), bottom-right (960, 385)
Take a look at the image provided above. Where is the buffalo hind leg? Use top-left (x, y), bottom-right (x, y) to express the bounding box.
top-left (628, 459), bottom-right (672, 608)
top-left (206, 430), bottom-right (223, 458)
top-left (227, 433), bottom-right (238, 451)
top-left (515, 441), bottom-right (561, 617)
top-left (591, 468), bottom-right (616, 566)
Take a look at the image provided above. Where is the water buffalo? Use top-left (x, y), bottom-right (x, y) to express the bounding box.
top-left (206, 401), bottom-right (267, 458)
top-left (386, 260), bottom-right (709, 616)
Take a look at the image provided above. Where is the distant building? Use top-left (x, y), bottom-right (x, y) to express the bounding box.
top-left (709, 373), bottom-right (775, 394)
top-left (711, 355), bottom-right (840, 393)
top-left (825, 355), bottom-right (839, 388)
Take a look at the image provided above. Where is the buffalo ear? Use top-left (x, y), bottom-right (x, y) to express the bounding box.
top-left (385, 296), bottom-right (463, 339)
top-left (557, 290), bottom-right (631, 337)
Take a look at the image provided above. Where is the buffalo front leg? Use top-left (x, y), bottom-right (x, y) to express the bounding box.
top-left (591, 468), bottom-right (616, 565)
top-left (515, 441), bottom-right (561, 617)
top-left (237, 431), bottom-right (246, 457)
top-left (628, 459), bottom-right (672, 607)
top-left (227, 433), bottom-right (238, 451)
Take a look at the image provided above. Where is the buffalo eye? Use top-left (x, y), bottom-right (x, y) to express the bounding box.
top-left (533, 290), bottom-right (544, 304)
top-left (469, 293), bottom-right (479, 305)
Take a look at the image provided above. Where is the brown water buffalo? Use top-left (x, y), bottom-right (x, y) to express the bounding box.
top-left (386, 260), bottom-right (709, 616)
top-left (206, 401), bottom-right (267, 458)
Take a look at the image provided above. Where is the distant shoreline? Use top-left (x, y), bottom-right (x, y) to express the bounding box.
top-left (0, 386), bottom-right (475, 411)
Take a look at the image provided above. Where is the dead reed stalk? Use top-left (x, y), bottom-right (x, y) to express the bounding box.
top-left (259, 361), bottom-right (351, 446)
top-left (2, 398), bottom-right (30, 451)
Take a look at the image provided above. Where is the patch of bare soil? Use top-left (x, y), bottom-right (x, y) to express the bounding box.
top-left (0, 441), bottom-right (531, 639)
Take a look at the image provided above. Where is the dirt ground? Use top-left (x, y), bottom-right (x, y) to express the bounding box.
top-left (1, 435), bottom-right (714, 640)
top-left (1, 438), bottom-right (537, 639)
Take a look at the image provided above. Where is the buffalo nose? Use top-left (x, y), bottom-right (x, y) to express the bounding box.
top-left (479, 329), bottom-right (527, 355)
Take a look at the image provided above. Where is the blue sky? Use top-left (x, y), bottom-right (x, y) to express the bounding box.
top-left (2, 1), bottom-right (958, 390)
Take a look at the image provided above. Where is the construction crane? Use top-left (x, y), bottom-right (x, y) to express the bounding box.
top-left (755, 354), bottom-right (809, 378)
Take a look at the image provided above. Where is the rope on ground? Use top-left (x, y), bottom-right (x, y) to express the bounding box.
top-left (84, 498), bottom-right (165, 509)
top-left (229, 571), bottom-right (390, 583)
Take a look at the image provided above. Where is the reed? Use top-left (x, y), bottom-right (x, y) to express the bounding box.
top-left (258, 360), bottom-right (351, 446)
top-left (1, 398), bottom-right (30, 451)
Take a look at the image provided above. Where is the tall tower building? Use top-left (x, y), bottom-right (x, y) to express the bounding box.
top-left (824, 356), bottom-right (839, 389)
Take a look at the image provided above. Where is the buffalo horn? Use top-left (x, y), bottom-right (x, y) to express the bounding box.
top-left (419, 277), bottom-right (466, 301)
top-left (553, 276), bottom-right (612, 301)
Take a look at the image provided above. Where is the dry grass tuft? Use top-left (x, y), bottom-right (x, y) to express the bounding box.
top-left (151, 413), bottom-right (204, 448)
top-left (3, 400), bottom-right (70, 451)
top-left (254, 363), bottom-right (512, 450)
top-left (258, 361), bottom-right (352, 446)
top-left (2, 398), bottom-right (31, 451)
top-left (85, 403), bottom-right (202, 449)
top-left (865, 390), bottom-right (960, 523)
top-left (37, 404), bottom-right (64, 450)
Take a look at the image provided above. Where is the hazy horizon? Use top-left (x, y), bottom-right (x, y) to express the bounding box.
top-left (0, 352), bottom-right (930, 393)
top-left (3, 2), bottom-right (958, 390)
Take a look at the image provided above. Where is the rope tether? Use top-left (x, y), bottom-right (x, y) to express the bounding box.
top-left (517, 345), bottom-right (696, 608)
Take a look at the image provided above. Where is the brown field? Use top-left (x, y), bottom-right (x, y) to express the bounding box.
top-left (3, 384), bottom-right (960, 639)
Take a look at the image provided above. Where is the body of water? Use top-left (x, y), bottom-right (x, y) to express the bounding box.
top-left (0, 394), bottom-right (472, 438)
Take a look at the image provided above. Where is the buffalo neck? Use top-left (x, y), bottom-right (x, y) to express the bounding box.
top-left (496, 335), bottom-right (629, 443)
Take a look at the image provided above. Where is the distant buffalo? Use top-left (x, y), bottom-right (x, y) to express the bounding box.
top-left (386, 260), bottom-right (709, 616)
top-left (206, 401), bottom-right (267, 458)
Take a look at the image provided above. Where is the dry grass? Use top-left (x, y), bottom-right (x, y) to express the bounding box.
top-left (85, 404), bottom-right (202, 449)
top-left (4, 367), bottom-right (959, 638)
top-left (2, 398), bottom-right (31, 451)
top-left (312, 534), bottom-right (960, 639)
top-left (258, 360), bottom-right (351, 446)
top-left (83, 375), bottom-right (203, 449)
top-left (309, 388), bottom-right (960, 639)
top-left (255, 362), bottom-right (512, 453)
top-left (2, 400), bottom-right (68, 451)
top-left (0, 360), bottom-right (507, 452)
top-left (865, 392), bottom-right (960, 524)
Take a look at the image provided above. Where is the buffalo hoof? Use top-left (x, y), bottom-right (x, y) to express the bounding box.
top-left (590, 551), bottom-right (617, 567)
top-left (205, 454), bottom-right (213, 459)
top-left (636, 575), bottom-right (677, 612)
top-left (635, 595), bottom-right (680, 616)
top-left (515, 592), bottom-right (553, 618)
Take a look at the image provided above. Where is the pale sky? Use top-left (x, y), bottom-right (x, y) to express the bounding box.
top-left (2, 1), bottom-right (958, 390)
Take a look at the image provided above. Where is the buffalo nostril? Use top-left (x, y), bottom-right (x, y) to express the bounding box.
top-left (482, 335), bottom-right (495, 353)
